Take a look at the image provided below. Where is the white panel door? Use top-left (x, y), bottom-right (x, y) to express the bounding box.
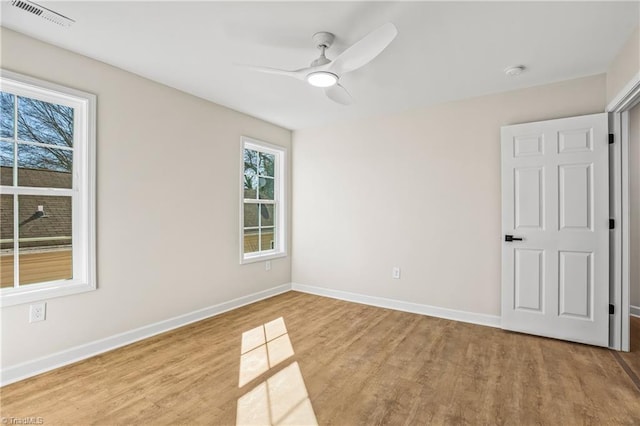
top-left (501, 113), bottom-right (609, 347)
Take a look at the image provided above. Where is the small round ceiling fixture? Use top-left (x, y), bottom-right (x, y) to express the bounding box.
top-left (505, 65), bottom-right (526, 76)
top-left (307, 71), bottom-right (338, 87)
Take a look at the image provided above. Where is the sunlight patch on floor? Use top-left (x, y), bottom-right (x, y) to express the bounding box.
top-left (237, 318), bottom-right (318, 426)
top-left (239, 318), bottom-right (295, 387)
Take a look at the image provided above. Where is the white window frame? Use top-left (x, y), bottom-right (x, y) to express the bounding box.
top-left (240, 136), bottom-right (287, 264)
top-left (0, 69), bottom-right (96, 307)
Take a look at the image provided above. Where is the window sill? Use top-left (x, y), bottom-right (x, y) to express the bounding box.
top-left (240, 252), bottom-right (287, 265)
top-left (0, 281), bottom-right (96, 307)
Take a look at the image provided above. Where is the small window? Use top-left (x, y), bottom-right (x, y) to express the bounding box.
top-left (240, 137), bottom-right (286, 263)
top-left (0, 70), bottom-right (96, 306)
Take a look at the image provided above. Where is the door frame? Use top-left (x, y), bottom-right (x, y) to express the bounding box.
top-left (608, 71), bottom-right (640, 351)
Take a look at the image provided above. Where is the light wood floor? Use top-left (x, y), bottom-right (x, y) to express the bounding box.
top-left (1, 291), bottom-right (639, 425)
top-left (617, 314), bottom-right (640, 387)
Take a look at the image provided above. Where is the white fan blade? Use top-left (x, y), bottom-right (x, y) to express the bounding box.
top-left (325, 84), bottom-right (353, 105)
top-left (237, 64), bottom-right (310, 80)
top-left (328, 23), bottom-right (397, 75)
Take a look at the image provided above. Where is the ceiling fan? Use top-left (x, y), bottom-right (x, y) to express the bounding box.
top-left (240, 23), bottom-right (398, 106)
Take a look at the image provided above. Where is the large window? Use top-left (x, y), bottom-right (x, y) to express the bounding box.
top-left (0, 70), bottom-right (96, 306)
top-left (241, 137), bottom-right (286, 263)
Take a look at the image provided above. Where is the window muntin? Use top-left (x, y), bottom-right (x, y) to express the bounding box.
top-left (0, 70), bottom-right (96, 306)
top-left (241, 137), bottom-right (286, 263)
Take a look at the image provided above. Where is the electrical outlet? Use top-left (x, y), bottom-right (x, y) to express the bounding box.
top-left (265, 261), bottom-right (271, 271)
top-left (392, 267), bottom-right (401, 279)
top-left (29, 302), bottom-right (46, 323)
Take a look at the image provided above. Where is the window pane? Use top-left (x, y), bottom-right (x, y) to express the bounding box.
top-left (1, 92), bottom-right (14, 138)
top-left (258, 177), bottom-right (274, 200)
top-left (18, 195), bottom-right (72, 286)
top-left (244, 149), bottom-right (258, 170)
top-left (244, 172), bottom-right (257, 199)
top-left (244, 203), bottom-right (258, 228)
top-left (18, 144), bottom-right (72, 188)
top-left (261, 227), bottom-right (275, 251)
top-left (261, 204), bottom-right (274, 227)
top-left (17, 96), bottom-right (74, 148)
top-left (0, 252), bottom-right (14, 288)
top-left (243, 149), bottom-right (258, 199)
top-left (1, 194), bottom-right (14, 288)
top-left (243, 229), bottom-right (259, 254)
top-left (259, 152), bottom-right (275, 177)
top-left (1, 142), bottom-right (14, 186)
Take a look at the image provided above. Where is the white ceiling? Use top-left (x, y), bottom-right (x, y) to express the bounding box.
top-left (1, 1), bottom-right (638, 130)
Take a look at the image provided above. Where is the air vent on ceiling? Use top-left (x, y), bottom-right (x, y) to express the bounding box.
top-left (11, 0), bottom-right (75, 27)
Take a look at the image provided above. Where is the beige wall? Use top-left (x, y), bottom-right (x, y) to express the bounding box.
top-left (607, 27), bottom-right (639, 105)
top-left (292, 74), bottom-right (606, 316)
top-left (631, 104), bottom-right (640, 309)
top-left (0, 28), bottom-right (291, 368)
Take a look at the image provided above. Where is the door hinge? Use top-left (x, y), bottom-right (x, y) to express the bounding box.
top-left (609, 304), bottom-right (615, 315)
top-left (609, 134), bottom-right (614, 144)
top-left (609, 219), bottom-right (615, 229)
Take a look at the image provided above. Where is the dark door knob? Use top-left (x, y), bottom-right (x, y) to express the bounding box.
top-left (505, 235), bottom-right (523, 242)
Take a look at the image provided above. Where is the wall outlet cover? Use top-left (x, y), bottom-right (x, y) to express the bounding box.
top-left (29, 302), bottom-right (46, 323)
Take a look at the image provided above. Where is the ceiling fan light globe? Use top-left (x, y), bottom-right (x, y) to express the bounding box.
top-left (306, 71), bottom-right (338, 88)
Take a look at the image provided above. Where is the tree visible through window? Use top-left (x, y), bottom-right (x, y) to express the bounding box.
top-left (0, 70), bottom-right (96, 306)
top-left (241, 137), bottom-right (286, 263)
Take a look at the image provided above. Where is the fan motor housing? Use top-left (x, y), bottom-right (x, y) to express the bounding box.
top-left (312, 32), bottom-right (335, 49)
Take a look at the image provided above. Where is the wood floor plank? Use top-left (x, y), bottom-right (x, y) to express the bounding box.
top-left (618, 316), bottom-right (640, 383)
top-left (1, 291), bottom-right (639, 425)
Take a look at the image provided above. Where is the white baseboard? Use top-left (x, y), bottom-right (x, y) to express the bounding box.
top-left (1, 283), bottom-right (292, 387)
top-left (0, 282), bottom-right (513, 386)
top-left (291, 283), bottom-right (501, 329)
top-left (631, 305), bottom-right (640, 318)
